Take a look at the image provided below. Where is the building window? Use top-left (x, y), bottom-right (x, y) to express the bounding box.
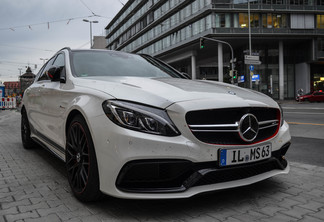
top-left (206, 14), bottom-right (212, 29)
top-left (318, 38), bottom-right (324, 51)
top-left (262, 13), bottom-right (287, 28)
top-left (251, 14), bottom-right (260, 27)
top-left (272, 14), bottom-right (287, 28)
top-left (192, 1), bottom-right (199, 14)
top-left (148, 11), bottom-right (154, 24)
top-left (317, 15), bottom-right (324, 28)
top-left (238, 13), bottom-right (259, 28)
top-left (291, 14), bottom-right (314, 29)
top-left (215, 13), bottom-right (231, 28)
top-left (239, 13), bottom-right (249, 28)
top-left (233, 13), bottom-right (239, 27)
top-left (185, 4), bottom-right (192, 18)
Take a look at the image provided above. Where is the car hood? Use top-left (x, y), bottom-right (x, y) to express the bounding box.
top-left (73, 76), bottom-right (278, 109)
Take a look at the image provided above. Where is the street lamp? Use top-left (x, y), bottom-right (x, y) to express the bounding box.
top-left (40, 58), bottom-right (48, 64)
top-left (83, 19), bottom-right (99, 48)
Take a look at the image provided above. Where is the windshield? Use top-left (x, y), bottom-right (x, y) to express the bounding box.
top-left (71, 50), bottom-right (182, 78)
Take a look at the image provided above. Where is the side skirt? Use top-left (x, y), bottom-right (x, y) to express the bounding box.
top-left (29, 124), bottom-right (65, 162)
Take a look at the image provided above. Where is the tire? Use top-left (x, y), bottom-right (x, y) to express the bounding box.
top-left (21, 108), bottom-right (37, 149)
top-left (65, 115), bottom-right (102, 202)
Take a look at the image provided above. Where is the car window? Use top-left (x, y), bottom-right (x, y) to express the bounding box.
top-left (53, 53), bottom-right (65, 67)
top-left (71, 51), bottom-right (182, 78)
top-left (38, 57), bottom-right (55, 81)
top-left (314, 92), bottom-right (324, 96)
top-left (35, 65), bottom-right (46, 82)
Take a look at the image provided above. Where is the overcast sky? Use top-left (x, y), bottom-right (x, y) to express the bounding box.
top-left (0, 0), bottom-right (124, 82)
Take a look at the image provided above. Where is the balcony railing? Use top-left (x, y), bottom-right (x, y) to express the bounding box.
top-left (211, 1), bottom-right (324, 11)
top-left (212, 27), bottom-right (324, 35)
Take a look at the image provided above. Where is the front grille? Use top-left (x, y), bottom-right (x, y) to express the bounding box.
top-left (186, 107), bottom-right (280, 145)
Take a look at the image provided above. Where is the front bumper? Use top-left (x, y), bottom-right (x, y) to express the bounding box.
top-left (116, 142), bottom-right (290, 193)
top-left (90, 111), bottom-right (291, 199)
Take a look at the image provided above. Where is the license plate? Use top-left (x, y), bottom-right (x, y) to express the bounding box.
top-left (219, 144), bottom-right (272, 167)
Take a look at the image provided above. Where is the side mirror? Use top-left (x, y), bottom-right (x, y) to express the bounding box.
top-left (48, 66), bottom-right (65, 83)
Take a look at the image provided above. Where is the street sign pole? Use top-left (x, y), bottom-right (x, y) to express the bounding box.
top-left (248, 0), bottom-right (252, 89)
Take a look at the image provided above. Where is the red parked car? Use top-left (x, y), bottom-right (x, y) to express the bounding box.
top-left (296, 91), bottom-right (324, 102)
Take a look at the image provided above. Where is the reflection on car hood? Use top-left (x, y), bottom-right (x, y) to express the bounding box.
top-left (74, 76), bottom-right (278, 109)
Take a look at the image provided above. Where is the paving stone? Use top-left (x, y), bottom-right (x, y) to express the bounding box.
top-left (299, 215), bottom-right (324, 222)
top-left (298, 200), bottom-right (324, 211)
top-left (309, 209), bottom-right (324, 220)
top-left (184, 215), bottom-right (220, 222)
top-left (1, 198), bottom-right (30, 210)
top-left (56, 209), bottom-right (92, 221)
top-left (279, 205), bottom-right (315, 219)
top-left (231, 210), bottom-right (269, 222)
top-left (275, 197), bottom-right (304, 209)
top-left (0, 206), bottom-right (19, 217)
top-left (18, 201), bottom-right (50, 213)
top-left (207, 208), bottom-right (242, 221)
top-left (24, 214), bottom-right (61, 222)
top-left (37, 205), bottom-right (70, 217)
top-left (5, 210), bottom-right (39, 222)
top-left (79, 215), bottom-right (104, 222)
top-left (260, 212), bottom-right (299, 222)
top-left (255, 204), bottom-right (288, 217)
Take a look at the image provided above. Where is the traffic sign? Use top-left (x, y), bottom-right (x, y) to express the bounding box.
top-left (245, 55), bottom-right (259, 60)
top-left (252, 74), bottom-right (260, 81)
top-left (249, 65), bottom-right (254, 71)
top-left (245, 60), bottom-right (262, 65)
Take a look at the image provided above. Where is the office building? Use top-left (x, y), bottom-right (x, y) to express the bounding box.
top-left (105, 0), bottom-right (324, 99)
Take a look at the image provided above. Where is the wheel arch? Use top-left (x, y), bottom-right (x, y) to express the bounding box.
top-left (21, 105), bottom-right (26, 114)
top-left (65, 109), bottom-right (85, 136)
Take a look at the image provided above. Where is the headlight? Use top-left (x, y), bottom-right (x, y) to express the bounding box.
top-left (102, 100), bottom-right (180, 136)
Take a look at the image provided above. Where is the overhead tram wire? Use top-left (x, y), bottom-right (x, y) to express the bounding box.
top-left (0, 44), bottom-right (55, 52)
top-left (0, 14), bottom-right (110, 32)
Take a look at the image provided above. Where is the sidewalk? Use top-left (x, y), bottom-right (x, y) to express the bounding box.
top-left (1, 110), bottom-right (324, 222)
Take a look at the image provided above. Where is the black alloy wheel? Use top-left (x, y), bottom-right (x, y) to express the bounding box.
top-left (66, 115), bottom-right (102, 202)
top-left (21, 108), bottom-right (36, 149)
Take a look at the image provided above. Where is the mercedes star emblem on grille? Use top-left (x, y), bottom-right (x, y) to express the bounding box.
top-left (238, 114), bottom-right (259, 142)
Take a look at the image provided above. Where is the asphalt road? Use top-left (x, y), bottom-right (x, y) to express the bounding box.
top-left (281, 101), bottom-right (324, 167)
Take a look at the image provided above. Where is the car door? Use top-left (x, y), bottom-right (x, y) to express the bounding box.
top-left (314, 92), bottom-right (324, 102)
top-left (37, 53), bottom-right (69, 149)
top-left (26, 57), bottom-right (55, 136)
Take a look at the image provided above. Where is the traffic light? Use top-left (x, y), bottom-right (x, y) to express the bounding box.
top-left (233, 70), bottom-right (238, 83)
top-left (200, 38), bottom-right (205, 49)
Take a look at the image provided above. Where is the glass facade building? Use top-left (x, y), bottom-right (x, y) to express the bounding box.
top-left (105, 0), bottom-right (324, 99)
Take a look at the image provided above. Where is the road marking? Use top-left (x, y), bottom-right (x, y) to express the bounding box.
top-left (283, 107), bottom-right (324, 110)
top-left (287, 122), bottom-right (324, 126)
top-left (284, 112), bottom-right (324, 115)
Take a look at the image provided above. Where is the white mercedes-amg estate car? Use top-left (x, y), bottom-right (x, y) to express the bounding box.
top-left (21, 48), bottom-right (291, 202)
